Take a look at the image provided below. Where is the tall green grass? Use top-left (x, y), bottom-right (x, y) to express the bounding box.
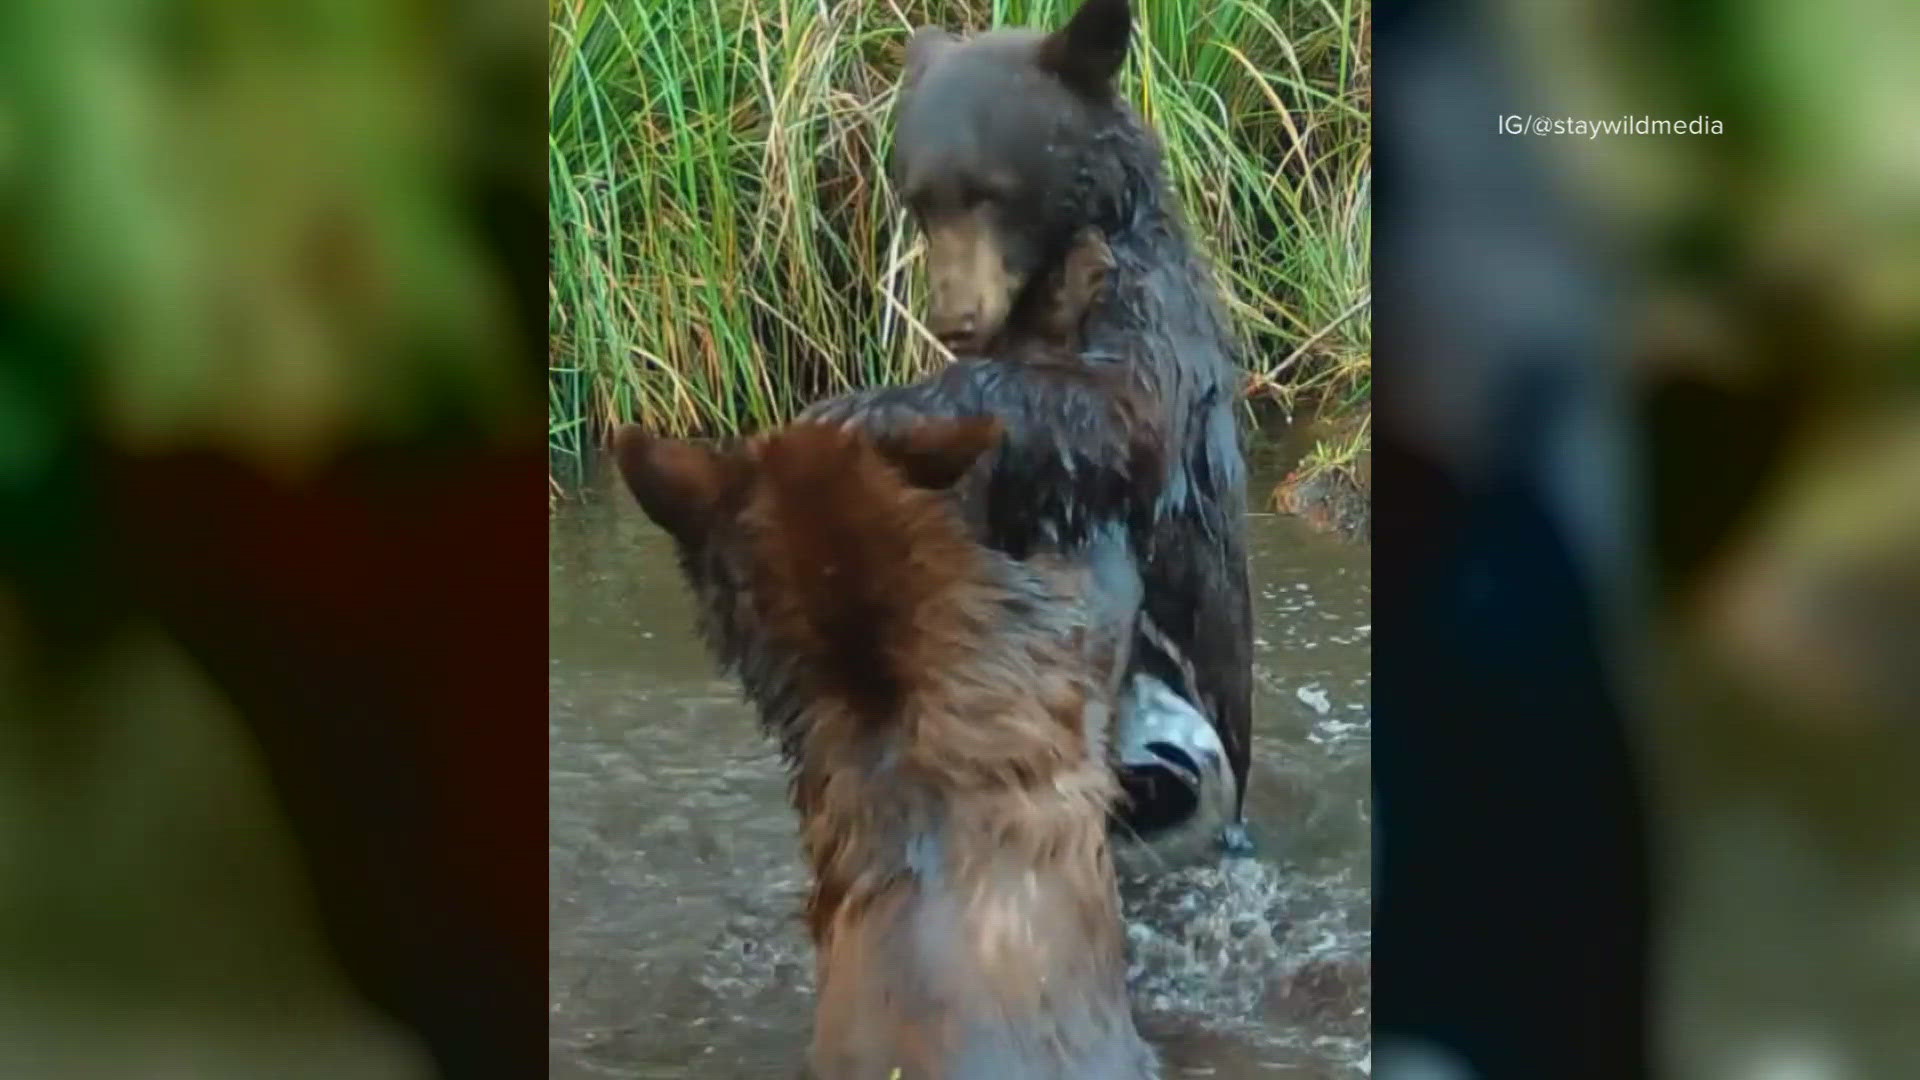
top-left (548, 0), bottom-right (1370, 486)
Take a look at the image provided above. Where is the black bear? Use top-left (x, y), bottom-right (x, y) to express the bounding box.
top-left (801, 0), bottom-right (1254, 867)
top-left (614, 417), bottom-right (1158, 1079)
top-left (1008, 226), bottom-right (1115, 361)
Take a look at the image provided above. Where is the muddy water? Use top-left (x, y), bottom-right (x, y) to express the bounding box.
top-left (549, 447), bottom-right (1371, 1079)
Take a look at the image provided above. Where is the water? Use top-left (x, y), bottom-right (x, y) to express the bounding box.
top-left (548, 447), bottom-right (1372, 1078)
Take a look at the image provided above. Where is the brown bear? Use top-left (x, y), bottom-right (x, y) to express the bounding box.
top-left (613, 416), bottom-right (1158, 1080)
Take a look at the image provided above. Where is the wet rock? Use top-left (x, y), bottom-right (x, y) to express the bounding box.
top-left (1272, 459), bottom-right (1370, 541)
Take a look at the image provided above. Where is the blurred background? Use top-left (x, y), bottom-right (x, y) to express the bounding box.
top-left (0, 1), bottom-right (546, 1077)
top-left (8, 0), bottom-right (1918, 1074)
top-left (1374, 0), bottom-right (1919, 1077)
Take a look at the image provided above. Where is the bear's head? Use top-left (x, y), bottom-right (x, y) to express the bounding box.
top-left (611, 417), bottom-right (1004, 721)
top-left (891, 0), bottom-right (1136, 353)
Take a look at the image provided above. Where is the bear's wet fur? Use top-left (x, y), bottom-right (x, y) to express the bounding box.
top-left (614, 418), bottom-right (1157, 1080)
top-left (802, 0), bottom-right (1255, 853)
top-left (1007, 225), bottom-right (1115, 362)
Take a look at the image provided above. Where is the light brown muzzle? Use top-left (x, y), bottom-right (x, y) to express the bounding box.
top-left (921, 208), bottom-right (1021, 353)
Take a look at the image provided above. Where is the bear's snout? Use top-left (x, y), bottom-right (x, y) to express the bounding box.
top-left (922, 211), bottom-right (1019, 352)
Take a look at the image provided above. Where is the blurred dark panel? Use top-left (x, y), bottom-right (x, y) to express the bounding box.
top-left (1374, 2), bottom-right (1651, 1075)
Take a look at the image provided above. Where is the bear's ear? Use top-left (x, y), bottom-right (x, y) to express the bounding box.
top-left (873, 416), bottom-right (1004, 491)
top-left (612, 425), bottom-right (730, 547)
top-left (902, 26), bottom-right (956, 90)
top-left (1037, 0), bottom-right (1131, 95)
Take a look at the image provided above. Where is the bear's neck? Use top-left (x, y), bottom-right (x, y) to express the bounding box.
top-left (1076, 115), bottom-right (1238, 386)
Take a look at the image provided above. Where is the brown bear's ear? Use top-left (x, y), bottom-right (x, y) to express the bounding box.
top-left (902, 26), bottom-right (956, 90)
top-left (611, 425), bottom-right (730, 547)
top-left (1037, 0), bottom-right (1131, 95)
top-left (873, 416), bottom-right (1004, 491)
